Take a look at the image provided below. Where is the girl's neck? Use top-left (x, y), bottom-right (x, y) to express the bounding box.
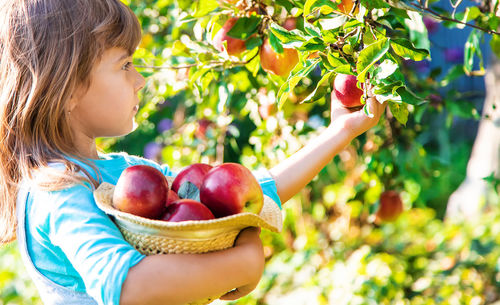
top-left (72, 132), bottom-right (99, 160)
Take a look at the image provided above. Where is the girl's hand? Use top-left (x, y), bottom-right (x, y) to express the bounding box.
top-left (219, 227), bottom-right (264, 300)
top-left (330, 92), bottom-right (387, 138)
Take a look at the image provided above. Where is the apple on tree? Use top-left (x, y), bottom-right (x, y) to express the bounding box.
top-left (259, 18), bottom-right (299, 77)
top-left (282, 17), bottom-right (296, 31)
top-left (332, 0), bottom-right (357, 14)
top-left (333, 73), bottom-right (364, 108)
top-left (161, 199), bottom-right (215, 222)
top-left (200, 163), bottom-right (264, 218)
top-left (376, 190), bottom-right (404, 222)
top-left (213, 17), bottom-right (248, 57)
top-left (112, 165), bottom-right (169, 219)
top-left (259, 38), bottom-right (299, 77)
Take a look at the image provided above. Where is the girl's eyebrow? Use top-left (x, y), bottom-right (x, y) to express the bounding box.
top-left (115, 52), bottom-right (131, 63)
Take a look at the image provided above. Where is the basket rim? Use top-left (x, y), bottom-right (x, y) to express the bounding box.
top-left (93, 182), bottom-right (283, 233)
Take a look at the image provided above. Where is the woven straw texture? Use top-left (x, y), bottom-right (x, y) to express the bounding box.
top-left (93, 177), bottom-right (283, 305)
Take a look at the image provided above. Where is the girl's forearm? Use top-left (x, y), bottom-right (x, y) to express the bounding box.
top-left (269, 123), bottom-right (354, 204)
top-left (120, 245), bottom-right (260, 305)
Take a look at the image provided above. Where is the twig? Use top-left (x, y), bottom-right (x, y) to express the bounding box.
top-left (449, 0), bottom-right (464, 19)
top-left (136, 51), bottom-right (259, 71)
top-left (349, 0), bottom-right (359, 15)
top-left (409, 1), bottom-right (500, 35)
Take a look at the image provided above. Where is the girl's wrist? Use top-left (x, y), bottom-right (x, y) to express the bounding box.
top-left (327, 120), bottom-right (357, 144)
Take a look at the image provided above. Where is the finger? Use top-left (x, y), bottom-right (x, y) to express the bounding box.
top-left (364, 96), bottom-right (386, 118)
top-left (233, 226), bottom-right (260, 246)
top-left (240, 226), bottom-right (260, 236)
top-left (219, 287), bottom-right (252, 300)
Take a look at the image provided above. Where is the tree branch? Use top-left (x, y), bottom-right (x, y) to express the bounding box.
top-left (135, 51), bottom-right (260, 71)
top-left (408, 1), bottom-right (500, 36)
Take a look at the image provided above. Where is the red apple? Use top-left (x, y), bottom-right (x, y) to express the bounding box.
top-left (171, 163), bottom-right (213, 193)
top-left (333, 74), bottom-right (364, 108)
top-left (113, 165), bottom-right (169, 219)
top-left (195, 119), bottom-right (213, 139)
top-left (161, 199), bottom-right (215, 222)
top-left (376, 190), bottom-right (403, 222)
top-left (260, 38), bottom-right (299, 77)
top-left (282, 17), bottom-right (297, 31)
top-left (166, 189), bottom-right (180, 207)
top-left (213, 17), bottom-right (247, 56)
top-left (200, 163), bottom-right (264, 218)
top-left (332, 0), bottom-right (357, 14)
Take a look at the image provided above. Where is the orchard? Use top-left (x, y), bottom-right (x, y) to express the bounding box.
top-left (2, 0), bottom-right (500, 304)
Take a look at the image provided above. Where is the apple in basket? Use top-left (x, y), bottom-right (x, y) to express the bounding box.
top-left (161, 199), bottom-right (215, 222)
top-left (112, 165), bottom-right (168, 219)
top-left (200, 163), bottom-right (264, 218)
top-left (165, 189), bottom-right (180, 207)
top-left (171, 163), bottom-right (213, 193)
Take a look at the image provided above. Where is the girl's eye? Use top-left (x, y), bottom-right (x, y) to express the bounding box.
top-left (122, 62), bottom-right (133, 71)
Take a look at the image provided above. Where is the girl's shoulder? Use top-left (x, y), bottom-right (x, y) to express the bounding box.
top-left (102, 152), bottom-right (175, 177)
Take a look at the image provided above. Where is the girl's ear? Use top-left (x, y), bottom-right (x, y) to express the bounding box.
top-left (67, 85), bottom-right (84, 114)
top-left (67, 94), bottom-right (78, 114)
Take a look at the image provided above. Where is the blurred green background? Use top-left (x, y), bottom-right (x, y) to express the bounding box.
top-left (1, 0), bottom-right (500, 304)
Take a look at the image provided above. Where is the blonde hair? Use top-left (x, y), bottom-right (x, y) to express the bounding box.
top-left (0, 0), bottom-right (142, 244)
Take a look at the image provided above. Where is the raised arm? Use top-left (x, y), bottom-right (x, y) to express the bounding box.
top-left (269, 95), bottom-right (386, 204)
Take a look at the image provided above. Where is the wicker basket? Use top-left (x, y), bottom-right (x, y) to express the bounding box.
top-left (93, 177), bottom-right (282, 305)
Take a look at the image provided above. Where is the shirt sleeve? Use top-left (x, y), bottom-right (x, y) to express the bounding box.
top-left (252, 168), bottom-right (282, 210)
top-left (47, 184), bottom-right (145, 305)
top-left (121, 153), bottom-right (176, 178)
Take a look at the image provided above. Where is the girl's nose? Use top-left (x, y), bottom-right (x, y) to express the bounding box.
top-left (135, 70), bottom-right (146, 92)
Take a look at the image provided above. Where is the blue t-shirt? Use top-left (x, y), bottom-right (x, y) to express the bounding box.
top-left (24, 152), bottom-right (281, 305)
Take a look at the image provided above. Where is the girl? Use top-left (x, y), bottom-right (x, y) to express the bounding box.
top-left (0, 0), bottom-right (386, 304)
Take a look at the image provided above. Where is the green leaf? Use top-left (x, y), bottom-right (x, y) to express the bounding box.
top-left (269, 23), bottom-right (307, 48)
top-left (327, 51), bottom-right (348, 68)
top-left (356, 38), bottom-right (390, 82)
top-left (304, 0), bottom-right (337, 17)
top-left (177, 181), bottom-right (201, 202)
top-left (245, 36), bottom-right (263, 51)
top-left (301, 70), bottom-right (335, 103)
top-left (318, 16), bottom-right (348, 31)
top-left (244, 49), bottom-right (260, 76)
top-left (462, 6), bottom-right (481, 23)
top-left (482, 173), bottom-right (500, 196)
top-left (193, 0), bottom-right (218, 17)
top-left (304, 21), bottom-right (322, 37)
top-left (334, 64), bottom-right (354, 74)
top-left (297, 37), bottom-right (325, 51)
top-left (404, 11), bottom-right (430, 52)
top-left (276, 0), bottom-right (296, 12)
top-left (490, 34), bottom-right (500, 59)
top-left (278, 59), bottom-right (320, 108)
top-left (171, 40), bottom-right (191, 56)
top-left (268, 31), bottom-right (284, 54)
top-left (396, 86), bottom-right (424, 106)
top-left (375, 91), bottom-right (402, 104)
top-left (227, 16), bottom-right (262, 40)
top-left (388, 101), bottom-right (408, 125)
top-left (390, 38), bottom-right (429, 61)
top-left (464, 29), bottom-right (485, 75)
top-left (360, 0), bottom-right (389, 9)
top-left (343, 19), bottom-right (363, 31)
top-left (440, 65), bottom-right (465, 87)
top-left (372, 59), bottom-right (398, 82)
top-left (445, 99), bottom-right (481, 120)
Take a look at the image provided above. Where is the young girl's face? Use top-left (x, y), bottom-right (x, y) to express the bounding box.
top-left (69, 47), bottom-right (145, 140)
